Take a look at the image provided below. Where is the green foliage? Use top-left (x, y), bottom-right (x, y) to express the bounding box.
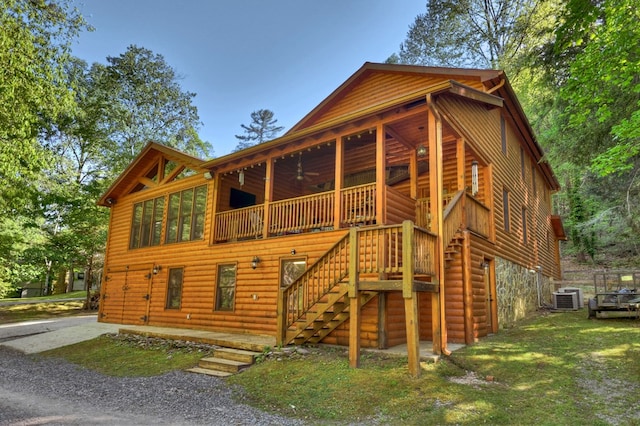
top-left (234, 109), bottom-right (284, 151)
top-left (394, 0), bottom-right (552, 72)
top-left (0, 0), bottom-right (88, 214)
top-left (98, 45), bottom-right (212, 171)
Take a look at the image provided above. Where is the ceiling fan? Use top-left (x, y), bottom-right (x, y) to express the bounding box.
top-left (294, 152), bottom-right (319, 182)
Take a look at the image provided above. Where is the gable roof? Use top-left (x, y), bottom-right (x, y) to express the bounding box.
top-left (288, 62), bottom-right (503, 134)
top-left (97, 142), bottom-right (206, 207)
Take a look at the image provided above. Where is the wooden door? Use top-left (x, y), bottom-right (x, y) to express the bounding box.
top-left (102, 265), bottom-right (151, 325)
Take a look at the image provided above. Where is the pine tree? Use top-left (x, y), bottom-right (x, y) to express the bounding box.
top-left (234, 109), bottom-right (284, 151)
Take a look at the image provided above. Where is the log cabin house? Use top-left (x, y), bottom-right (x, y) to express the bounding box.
top-left (97, 62), bottom-right (566, 375)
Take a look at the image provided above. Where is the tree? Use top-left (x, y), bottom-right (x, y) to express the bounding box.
top-left (234, 109), bottom-right (284, 151)
top-left (392, 0), bottom-right (550, 71)
top-left (97, 45), bottom-right (212, 172)
top-left (0, 0), bottom-right (88, 214)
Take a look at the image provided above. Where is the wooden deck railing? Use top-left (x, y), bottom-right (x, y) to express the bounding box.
top-left (465, 194), bottom-right (490, 238)
top-left (277, 233), bottom-right (350, 330)
top-left (277, 221), bottom-right (437, 344)
top-left (341, 183), bottom-right (376, 226)
top-left (269, 191), bottom-right (334, 235)
top-left (214, 205), bottom-right (264, 242)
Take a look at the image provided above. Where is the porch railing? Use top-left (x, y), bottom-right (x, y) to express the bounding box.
top-left (269, 191), bottom-right (335, 235)
top-left (214, 205), bottom-right (264, 242)
top-left (341, 183), bottom-right (376, 226)
top-left (465, 194), bottom-right (490, 238)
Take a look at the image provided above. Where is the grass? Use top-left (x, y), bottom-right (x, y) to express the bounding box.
top-left (41, 335), bottom-right (213, 377)
top-left (34, 310), bottom-right (640, 425)
top-left (0, 290), bottom-right (88, 323)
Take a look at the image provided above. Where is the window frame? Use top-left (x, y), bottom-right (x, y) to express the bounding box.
top-left (165, 185), bottom-right (207, 243)
top-left (165, 267), bottom-right (184, 309)
top-left (129, 196), bottom-right (165, 249)
top-left (521, 206), bottom-right (528, 245)
top-left (215, 263), bottom-right (237, 311)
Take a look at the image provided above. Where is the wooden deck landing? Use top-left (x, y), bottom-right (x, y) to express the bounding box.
top-left (117, 325), bottom-right (275, 352)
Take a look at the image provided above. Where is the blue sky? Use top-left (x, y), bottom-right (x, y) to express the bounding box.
top-left (71, 1), bottom-right (425, 157)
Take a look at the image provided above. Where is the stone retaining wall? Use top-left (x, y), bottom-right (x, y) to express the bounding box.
top-left (495, 257), bottom-right (553, 328)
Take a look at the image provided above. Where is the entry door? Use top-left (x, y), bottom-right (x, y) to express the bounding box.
top-left (483, 260), bottom-right (493, 331)
top-left (102, 265), bottom-right (152, 325)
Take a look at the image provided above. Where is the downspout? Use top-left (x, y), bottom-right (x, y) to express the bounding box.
top-left (427, 93), bottom-right (451, 356)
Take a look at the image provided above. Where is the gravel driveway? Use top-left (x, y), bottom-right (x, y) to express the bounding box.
top-left (0, 346), bottom-right (303, 426)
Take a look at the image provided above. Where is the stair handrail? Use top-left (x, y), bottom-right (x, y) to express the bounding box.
top-left (442, 190), bottom-right (465, 247)
top-left (277, 232), bottom-right (351, 344)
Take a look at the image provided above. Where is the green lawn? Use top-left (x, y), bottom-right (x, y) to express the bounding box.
top-left (0, 291), bottom-right (89, 323)
top-left (39, 309), bottom-right (640, 425)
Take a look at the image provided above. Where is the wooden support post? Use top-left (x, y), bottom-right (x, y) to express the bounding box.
top-left (348, 227), bottom-right (360, 368)
top-left (462, 230), bottom-right (474, 344)
top-left (263, 159), bottom-right (273, 239)
top-left (431, 292), bottom-right (441, 355)
top-left (405, 292), bottom-right (421, 378)
top-left (276, 289), bottom-right (284, 347)
top-left (349, 293), bottom-right (361, 368)
top-left (376, 123), bottom-right (385, 224)
top-left (334, 137), bottom-right (344, 230)
top-left (402, 220), bottom-right (414, 299)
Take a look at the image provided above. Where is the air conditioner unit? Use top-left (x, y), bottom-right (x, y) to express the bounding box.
top-left (558, 287), bottom-right (584, 308)
top-left (553, 291), bottom-right (579, 310)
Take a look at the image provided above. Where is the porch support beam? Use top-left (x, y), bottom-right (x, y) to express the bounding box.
top-left (263, 159), bottom-right (274, 238)
top-left (376, 123), bottom-right (385, 224)
top-left (427, 94), bottom-right (448, 356)
top-left (404, 292), bottom-right (421, 378)
top-left (348, 227), bottom-right (360, 368)
top-left (402, 220), bottom-right (421, 378)
top-left (333, 136), bottom-right (344, 230)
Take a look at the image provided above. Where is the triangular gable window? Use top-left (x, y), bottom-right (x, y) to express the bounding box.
top-left (128, 156), bottom-right (199, 195)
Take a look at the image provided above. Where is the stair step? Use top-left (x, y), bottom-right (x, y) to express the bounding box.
top-left (214, 347), bottom-right (259, 364)
top-left (186, 367), bottom-right (233, 378)
top-left (199, 356), bottom-right (252, 373)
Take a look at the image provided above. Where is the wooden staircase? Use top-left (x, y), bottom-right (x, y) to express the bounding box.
top-left (444, 232), bottom-right (465, 267)
top-left (287, 283), bottom-right (377, 345)
top-left (187, 347), bottom-right (260, 377)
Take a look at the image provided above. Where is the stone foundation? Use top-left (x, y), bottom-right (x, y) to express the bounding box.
top-left (495, 257), bottom-right (553, 328)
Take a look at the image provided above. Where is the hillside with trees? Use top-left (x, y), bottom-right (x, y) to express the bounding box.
top-left (390, 0), bottom-right (640, 266)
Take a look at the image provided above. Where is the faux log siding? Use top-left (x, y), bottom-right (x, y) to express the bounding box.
top-left (386, 292), bottom-right (409, 347)
top-left (385, 186), bottom-right (416, 224)
top-left (444, 255), bottom-right (466, 343)
top-left (310, 73), bottom-right (486, 129)
top-left (436, 95), bottom-right (560, 280)
top-left (418, 293), bottom-right (434, 341)
top-left (322, 296), bottom-right (380, 348)
top-left (470, 233), bottom-right (497, 338)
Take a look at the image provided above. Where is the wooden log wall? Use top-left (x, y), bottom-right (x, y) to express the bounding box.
top-left (436, 95), bottom-right (561, 281)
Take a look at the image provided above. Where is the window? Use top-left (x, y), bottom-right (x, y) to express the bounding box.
top-left (280, 258), bottom-right (307, 288)
top-left (130, 196), bottom-right (164, 249)
top-left (215, 264), bottom-right (237, 311)
top-left (166, 267), bottom-right (184, 309)
top-left (166, 185), bottom-right (207, 243)
top-left (501, 116), bottom-right (507, 155)
top-left (503, 188), bottom-right (510, 232)
top-left (531, 162), bottom-right (537, 196)
top-left (522, 207), bottom-right (528, 245)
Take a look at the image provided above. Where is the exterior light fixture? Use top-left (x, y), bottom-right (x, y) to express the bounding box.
top-left (152, 265), bottom-right (161, 275)
top-left (203, 171), bottom-right (213, 180)
top-left (471, 160), bottom-right (479, 196)
top-left (290, 249), bottom-right (296, 255)
top-left (251, 256), bottom-right (260, 269)
top-left (239, 170), bottom-right (245, 186)
top-left (416, 145), bottom-right (427, 158)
